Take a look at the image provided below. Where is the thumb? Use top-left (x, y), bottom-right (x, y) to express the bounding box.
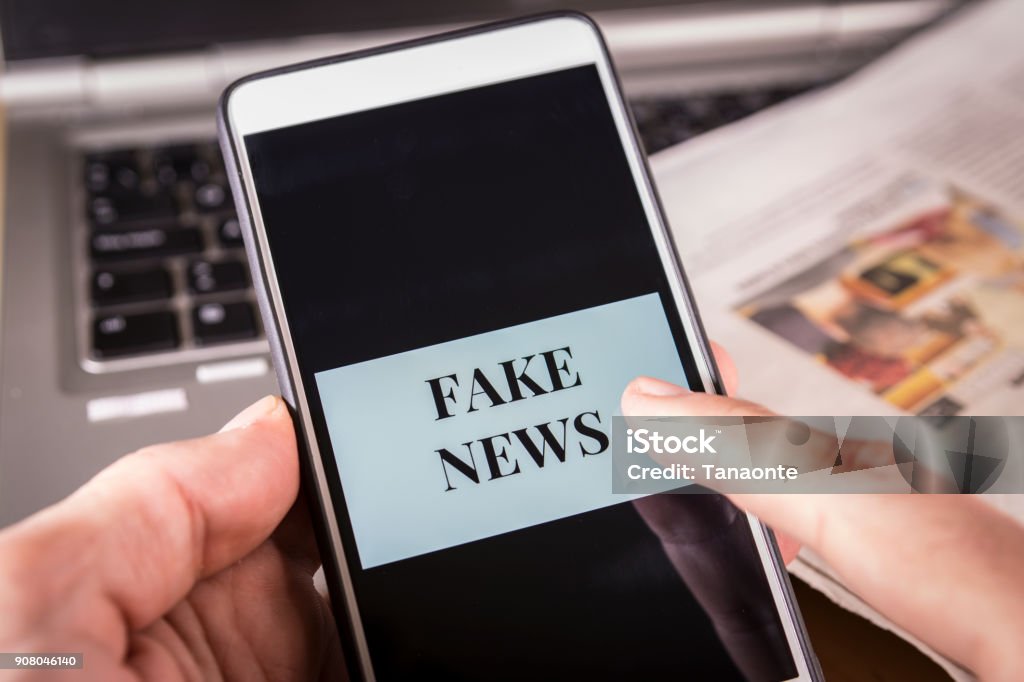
top-left (621, 376), bottom-right (774, 419)
top-left (0, 395), bottom-right (299, 642)
top-left (619, 377), bottom-right (803, 563)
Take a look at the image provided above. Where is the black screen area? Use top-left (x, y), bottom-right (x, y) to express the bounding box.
top-left (245, 65), bottom-right (798, 680)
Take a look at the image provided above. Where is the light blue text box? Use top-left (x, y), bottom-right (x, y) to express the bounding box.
top-left (315, 293), bottom-right (688, 568)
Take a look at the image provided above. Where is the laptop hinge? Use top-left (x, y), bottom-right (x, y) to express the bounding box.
top-left (0, 28), bottom-right (433, 122)
top-left (0, 56), bottom-right (89, 112)
top-left (0, 0), bottom-right (958, 121)
top-left (0, 50), bottom-right (224, 121)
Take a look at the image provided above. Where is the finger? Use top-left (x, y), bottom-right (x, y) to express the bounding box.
top-left (772, 530), bottom-right (801, 565)
top-left (0, 396), bottom-right (299, 643)
top-left (622, 381), bottom-right (809, 560)
top-left (621, 376), bottom-right (774, 418)
top-left (621, 380), bottom-right (897, 478)
top-left (710, 341), bottom-right (738, 395)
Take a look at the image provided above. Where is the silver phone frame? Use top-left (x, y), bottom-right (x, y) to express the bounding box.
top-left (218, 13), bottom-right (822, 681)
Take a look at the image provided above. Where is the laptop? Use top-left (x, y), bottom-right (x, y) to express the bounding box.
top-left (0, 0), bottom-right (962, 527)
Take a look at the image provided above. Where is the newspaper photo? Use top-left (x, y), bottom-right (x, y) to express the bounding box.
top-left (735, 186), bottom-right (1023, 416)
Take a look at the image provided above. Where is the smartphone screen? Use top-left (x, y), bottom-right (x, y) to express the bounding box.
top-left (243, 63), bottom-right (800, 680)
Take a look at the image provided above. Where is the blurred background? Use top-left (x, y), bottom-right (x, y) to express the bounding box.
top-left (0, 1), bottom-right (983, 679)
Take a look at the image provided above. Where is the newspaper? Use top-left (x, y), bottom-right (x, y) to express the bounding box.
top-left (649, 0), bottom-right (1024, 678)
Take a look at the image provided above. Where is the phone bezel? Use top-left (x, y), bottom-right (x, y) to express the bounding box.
top-left (218, 13), bottom-right (821, 681)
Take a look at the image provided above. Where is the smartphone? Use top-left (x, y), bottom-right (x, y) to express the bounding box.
top-left (219, 14), bottom-right (820, 681)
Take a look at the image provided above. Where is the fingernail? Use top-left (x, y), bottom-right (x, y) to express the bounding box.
top-left (220, 395), bottom-right (279, 432)
top-left (630, 377), bottom-right (689, 397)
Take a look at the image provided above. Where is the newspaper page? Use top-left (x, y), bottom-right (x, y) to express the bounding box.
top-left (649, 1), bottom-right (1024, 678)
top-left (653, 0), bottom-right (1024, 419)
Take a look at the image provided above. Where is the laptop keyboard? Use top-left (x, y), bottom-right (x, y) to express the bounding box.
top-left (630, 86), bottom-right (809, 154)
top-left (78, 84), bottom-right (809, 371)
top-left (82, 142), bottom-right (263, 368)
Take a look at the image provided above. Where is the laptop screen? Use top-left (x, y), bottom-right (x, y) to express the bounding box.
top-left (2, 0), bottom-right (740, 62)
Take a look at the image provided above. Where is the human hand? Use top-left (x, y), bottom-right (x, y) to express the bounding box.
top-left (621, 345), bottom-right (1024, 682)
top-left (0, 396), bottom-right (342, 681)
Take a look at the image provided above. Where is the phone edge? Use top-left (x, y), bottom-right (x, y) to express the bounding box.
top-left (217, 103), bottom-right (370, 682)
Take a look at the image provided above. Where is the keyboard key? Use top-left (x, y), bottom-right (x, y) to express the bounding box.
top-left (194, 182), bottom-right (232, 212)
top-left (93, 311), bottom-right (179, 357)
top-left (217, 217), bottom-right (244, 247)
top-left (91, 227), bottom-right (203, 262)
top-left (715, 94), bottom-right (749, 124)
top-left (88, 191), bottom-right (177, 228)
top-left (154, 144), bottom-right (212, 186)
top-left (188, 259), bottom-right (248, 294)
top-left (192, 302), bottom-right (258, 345)
top-left (84, 151), bottom-right (140, 194)
top-left (92, 268), bottom-right (172, 306)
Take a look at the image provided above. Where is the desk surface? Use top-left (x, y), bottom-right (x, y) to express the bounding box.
top-left (793, 577), bottom-right (952, 681)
